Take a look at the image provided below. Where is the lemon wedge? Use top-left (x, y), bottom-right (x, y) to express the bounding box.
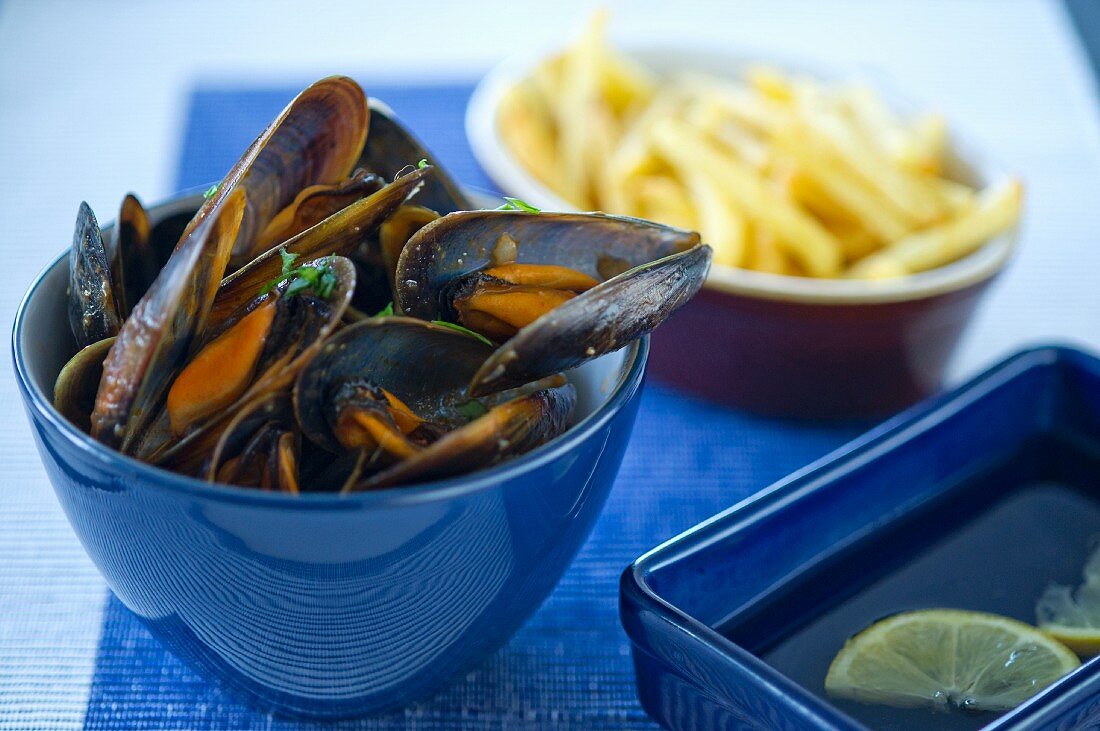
top-left (1038, 544), bottom-right (1100, 656)
top-left (825, 609), bottom-right (1079, 712)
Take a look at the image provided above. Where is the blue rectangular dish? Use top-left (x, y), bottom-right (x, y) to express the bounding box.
top-left (621, 346), bottom-right (1100, 730)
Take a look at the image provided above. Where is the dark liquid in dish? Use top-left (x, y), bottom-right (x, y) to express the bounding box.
top-left (724, 438), bottom-right (1100, 730)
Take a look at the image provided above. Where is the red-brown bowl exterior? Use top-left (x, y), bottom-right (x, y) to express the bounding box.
top-left (647, 278), bottom-right (998, 420)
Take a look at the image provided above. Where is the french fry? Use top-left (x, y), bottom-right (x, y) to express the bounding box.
top-left (684, 77), bottom-right (786, 134)
top-left (847, 255), bottom-right (908, 280)
top-left (553, 12), bottom-right (609, 208)
top-left (588, 104), bottom-right (628, 212)
top-left (897, 113), bottom-right (948, 175)
top-left (844, 88), bottom-right (949, 176)
top-left (827, 220), bottom-right (881, 262)
top-left (785, 168), bottom-right (859, 228)
top-left (682, 94), bottom-right (773, 170)
top-left (747, 226), bottom-right (791, 274)
top-left (529, 53), bottom-right (566, 106)
top-left (683, 170), bottom-right (747, 267)
top-left (930, 176), bottom-right (977, 213)
top-left (842, 85), bottom-right (913, 158)
top-left (796, 101), bottom-right (948, 226)
top-left (847, 179), bottom-right (1022, 278)
top-left (746, 65), bottom-right (795, 103)
top-left (608, 86), bottom-right (686, 184)
top-left (776, 123), bottom-right (913, 243)
top-left (597, 45), bottom-right (656, 115)
top-left (498, 83), bottom-right (560, 189)
top-left (631, 175), bottom-right (699, 232)
top-left (708, 118), bottom-right (772, 171)
top-left (652, 118), bottom-right (842, 276)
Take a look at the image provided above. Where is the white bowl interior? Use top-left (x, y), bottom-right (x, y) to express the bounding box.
top-left (467, 44), bottom-right (1019, 304)
top-left (22, 254), bottom-right (73, 400)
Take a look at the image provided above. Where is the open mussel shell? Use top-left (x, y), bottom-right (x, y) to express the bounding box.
top-left (344, 203), bottom-right (441, 318)
top-left (147, 204), bottom-right (194, 265)
top-left (293, 317), bottom-right (576, 490)
top-left (178, 76), bottom-right (369, 270)
top-left (394, 210), bottom-right (710, 395)
top-left (112, 193), bottom-right (155, 318)
top-left (468, 244), bottom-right (711, 395)
top-left (395, 211), bottom-right (701, 317)
top-left (206, 167), bottom-right (429, 331)
top-left (214, 422), bottom-right (299, 492)
top-left (252, 169), bottom-right (384, 254)
top-left (205, 392), bottom-right (299, 493)
top-left (358, 99), bottom-right (472, 214)
top-left (147, 256), bottom-right (357, 468)
top-left (68, 202), bottom-right (121, 349)
top-left (356, 382), bottom-right (575, 491)
top-left (379, 205), bottom-right (439, 289)
top-left (54, 337), bottom-right (115, 433)
top-left (90, 189), bottom-right (246, 452)
top-left (294, 316), bottom-right (495, 453)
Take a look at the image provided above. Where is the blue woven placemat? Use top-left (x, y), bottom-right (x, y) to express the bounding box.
top-left (80, 81), bottom-right (865, 730)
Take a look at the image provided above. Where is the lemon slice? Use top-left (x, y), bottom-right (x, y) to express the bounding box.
top-left (1038, 546), bottom-right (1100, 656)
top-left (825, 609), bottom-right (1079, 712)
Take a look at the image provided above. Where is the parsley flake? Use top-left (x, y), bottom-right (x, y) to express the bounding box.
top-left (455, 398), bottom-right (489, 420)
top-left (497, 197), bottom-right (541, 213)
top-left (431, 320), bottom-right (494, 346)
top-left (260, 249), bottom-right (337, 299)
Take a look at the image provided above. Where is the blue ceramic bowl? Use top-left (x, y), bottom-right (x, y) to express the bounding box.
top-left (13, 194), bottom-right (649, 718)
top-left (621, 346), bottom-right (1100, 731)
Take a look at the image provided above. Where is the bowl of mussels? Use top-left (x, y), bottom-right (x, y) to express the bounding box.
top-left (12, 76), bottom-right (710, 717)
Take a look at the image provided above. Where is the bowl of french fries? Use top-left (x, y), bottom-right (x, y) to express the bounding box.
top-left (466, 13), bottom-right (1022, 418)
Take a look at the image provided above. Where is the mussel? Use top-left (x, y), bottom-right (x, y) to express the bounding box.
top-left (358, 100), bottom-right (472, 215)
top-left (251, 169), bottom-right (384, 255)
top-left (206, 393), bottom-right (301, 493)
top-left (53, 75), bottom-right (711, 494)
top-left (54, 337), bottom-right (115, 433)
top-left (68, 203), bottom-right (121, 349)
top-left (201, 75), bottom-right (371, 270)
top-left (293, 317), bottom-right (575, 491)
top-left (394, 210), bottom-right (711, 394)
top-left (112, 193), bottom-right (155, 318)
top-left (91, 188), bottom-right (247, 451)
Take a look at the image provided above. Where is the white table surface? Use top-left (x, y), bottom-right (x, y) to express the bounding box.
top-left (0, 1), bottom-right (1098, 727)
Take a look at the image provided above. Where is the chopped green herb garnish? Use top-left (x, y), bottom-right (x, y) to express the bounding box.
top-left (497, 196), bottom-right (541, 213)
top-left (455, 398), bottom-right (489, 420)
top-left (373, 301), bottom-right (394, 318)
top-left (417, 158), bottom-right (429, 169)
top-left (260, 248), bottom-right (337, 298)
top-left (279, 248), bottom-right (300, 271)
top-left (431, 320), bottom-right (494, 347)
top-left (203, 184), bottom-right (219, 199)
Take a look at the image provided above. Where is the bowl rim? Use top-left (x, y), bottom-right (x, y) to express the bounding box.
top-left (465, 42), bottom-right (1020, 306)
top-left (13, 235), bottom-right (649, 509)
